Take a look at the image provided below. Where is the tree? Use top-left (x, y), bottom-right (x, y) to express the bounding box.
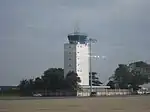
top-left (65, 71), bottom-right (81, 91)
top-left (19, 79), bottom-right (33, 96)
top-left (109, 61), bottom-right (150, 91)
top-left (111, 64), bottom-right (132, 89)
top-left (28, 79), bottom-right (34, 91)
top-left (129, 61), bottom-right (150, 90)
top-left (41, 68), bottom-right (64, 91)
top-left (18, 68), bottom-right (84, 96)
top-left (18, 68), bottom-right (65, 95)
top-left (89, 72), bottom-right (102, 86)
top-left (19, 79), bottom-right (28, 93)
top-left (34, 77), bottom-right (43, 90)
top-left (107, 81), bottom-right (115, 89)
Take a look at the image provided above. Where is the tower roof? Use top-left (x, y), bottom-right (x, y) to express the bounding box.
top-left (68, 32), bottom-right (88, 44)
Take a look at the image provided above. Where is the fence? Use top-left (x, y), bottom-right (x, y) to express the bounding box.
top-left (33, 91), bottom-right (77, 97)
top-left (33, 89), bottom-right (132, 97)
top-left (77, 89), bottom-right (132, 97)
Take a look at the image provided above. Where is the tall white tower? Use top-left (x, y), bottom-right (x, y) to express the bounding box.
top-left (64, 31), bottom-right (89, 86)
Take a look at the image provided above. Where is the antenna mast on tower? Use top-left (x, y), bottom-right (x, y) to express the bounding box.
top-left (74, 21), bottom-right (80, 33)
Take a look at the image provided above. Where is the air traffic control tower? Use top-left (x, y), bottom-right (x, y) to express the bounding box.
top-left (64, 31), bottom-right (90, 86)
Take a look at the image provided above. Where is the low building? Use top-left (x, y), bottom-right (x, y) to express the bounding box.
top-left (77, 85), bottom-right (132, 96)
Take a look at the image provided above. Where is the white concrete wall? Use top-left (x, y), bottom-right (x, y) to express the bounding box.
top-left (77, 89), bottom-right (131, 97)
top-left (64, 43), bottom-right (89, 86)
top-left (76, 43), bottom-right (89, 85)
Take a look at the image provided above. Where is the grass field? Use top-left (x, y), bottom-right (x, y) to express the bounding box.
top-left (0, 96), bottom-right (150, 112)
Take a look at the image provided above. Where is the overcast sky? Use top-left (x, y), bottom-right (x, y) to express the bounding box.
top-left (0, 0), bottom-right (150, 86)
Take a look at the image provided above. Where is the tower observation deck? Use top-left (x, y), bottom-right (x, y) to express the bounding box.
top-left (68, 32), bottom-right (88, 44)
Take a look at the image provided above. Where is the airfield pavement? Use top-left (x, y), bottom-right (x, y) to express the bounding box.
top-left (0, 95), bottom-right (150, 112)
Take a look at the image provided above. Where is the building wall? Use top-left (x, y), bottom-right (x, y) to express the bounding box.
top-left (77, 89), bottom-right (131, 97)
top-left (64, 43), bottom-right (76, 77)
top-left (64, 43), bottom-right (89, 86)
top-left (76, 43), bottom-right (89, 85)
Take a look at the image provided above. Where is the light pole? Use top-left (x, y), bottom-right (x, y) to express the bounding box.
top-left (88, 38), bottom-right (97, 95)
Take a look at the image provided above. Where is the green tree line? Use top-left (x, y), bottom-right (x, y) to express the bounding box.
top-left (18, 61), bottom-right (150, 96)
top-left (19, 68), bottom-right (81, 96)
top-left (107, 61), bottom-right (150, 91)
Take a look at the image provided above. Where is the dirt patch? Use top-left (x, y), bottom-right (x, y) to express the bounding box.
top-left (0, 96), bottom-right (150, 112)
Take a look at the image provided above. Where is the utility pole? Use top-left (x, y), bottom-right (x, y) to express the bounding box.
top-left (88, 38), bottom-right (97, 96)
top-left (89, 39), bottom-right (92, 95)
